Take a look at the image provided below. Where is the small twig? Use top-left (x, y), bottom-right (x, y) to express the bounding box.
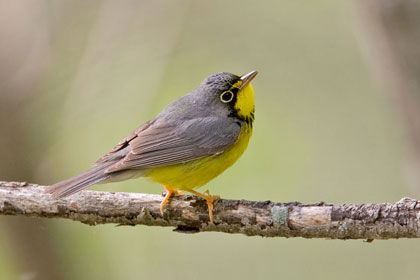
top-left (0, 181), bottom-right (419, 239)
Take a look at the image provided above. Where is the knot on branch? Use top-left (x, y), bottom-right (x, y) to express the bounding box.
top-left (1, 181), bottom-right (419, 239)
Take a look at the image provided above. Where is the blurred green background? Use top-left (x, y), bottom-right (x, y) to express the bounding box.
top-left (0, 1), bottom-right (418, 279)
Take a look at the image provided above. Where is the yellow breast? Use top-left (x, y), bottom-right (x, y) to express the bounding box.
top-left (146, 125), bottom-right (252, 191)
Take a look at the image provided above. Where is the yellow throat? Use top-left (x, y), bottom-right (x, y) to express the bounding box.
top-left (147, 82), bottom-right (255, 191)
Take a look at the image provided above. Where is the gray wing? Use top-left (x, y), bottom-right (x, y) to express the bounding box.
top-left (104, 117), bottom-right (240, 173)
top-left (93, 119), bottom-right (155, 166)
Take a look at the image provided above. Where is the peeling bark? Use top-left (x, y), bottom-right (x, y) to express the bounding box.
top-left (1, 181), bottom-right (419, 239)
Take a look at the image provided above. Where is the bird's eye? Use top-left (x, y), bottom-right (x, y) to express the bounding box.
top-left (220, 91), bottom-right (234, 103)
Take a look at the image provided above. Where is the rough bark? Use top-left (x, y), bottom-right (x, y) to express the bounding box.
top-left (1, 181), bottom-right (419, 240)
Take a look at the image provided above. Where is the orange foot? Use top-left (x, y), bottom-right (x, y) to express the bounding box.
top-left (189, 189), bottom-right (220, 224)
top-left (160, 185), bottom-right (183, 215)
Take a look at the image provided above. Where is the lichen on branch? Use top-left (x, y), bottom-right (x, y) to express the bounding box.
top-left (0, 181), bottom-right (419, 239)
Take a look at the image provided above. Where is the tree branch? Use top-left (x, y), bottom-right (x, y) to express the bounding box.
top-left (1, 181), bottom-right (419, 239)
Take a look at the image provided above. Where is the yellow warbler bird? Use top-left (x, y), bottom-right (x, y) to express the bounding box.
top-left (45, 71), bottom-right (258, 223)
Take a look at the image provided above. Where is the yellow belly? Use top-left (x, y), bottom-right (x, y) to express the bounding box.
top-left (146, 125), bottom-right (252, 191)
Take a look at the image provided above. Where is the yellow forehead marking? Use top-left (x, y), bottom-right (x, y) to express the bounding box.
top-left (232, 80), bottom-right (243, 88)
top-left (233, 83), bottom-right (255, 119)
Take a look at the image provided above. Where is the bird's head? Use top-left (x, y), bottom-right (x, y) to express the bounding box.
top-left (196, 70), bottom-right (258, 124)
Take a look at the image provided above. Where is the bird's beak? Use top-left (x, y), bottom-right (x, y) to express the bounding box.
top-left (239, 70), bottom-right (258, 90)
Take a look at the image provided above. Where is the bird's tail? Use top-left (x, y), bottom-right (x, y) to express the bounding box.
top-left (44, 161), bottom-right (116, 199)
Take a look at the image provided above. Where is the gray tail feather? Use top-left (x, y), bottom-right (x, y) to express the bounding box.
top-left (44, 161), bottom-right (116, 199)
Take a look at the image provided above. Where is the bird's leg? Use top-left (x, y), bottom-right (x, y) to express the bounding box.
top-left (189, 189), bottom-right (220, 224)
top-left (160, 185), bottom-right (183, 215)
top-left (204, 189), bottom-right (220, 200)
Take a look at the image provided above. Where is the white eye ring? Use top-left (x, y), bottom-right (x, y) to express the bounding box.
top-left (220, 91), bottom-right (234, 103)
